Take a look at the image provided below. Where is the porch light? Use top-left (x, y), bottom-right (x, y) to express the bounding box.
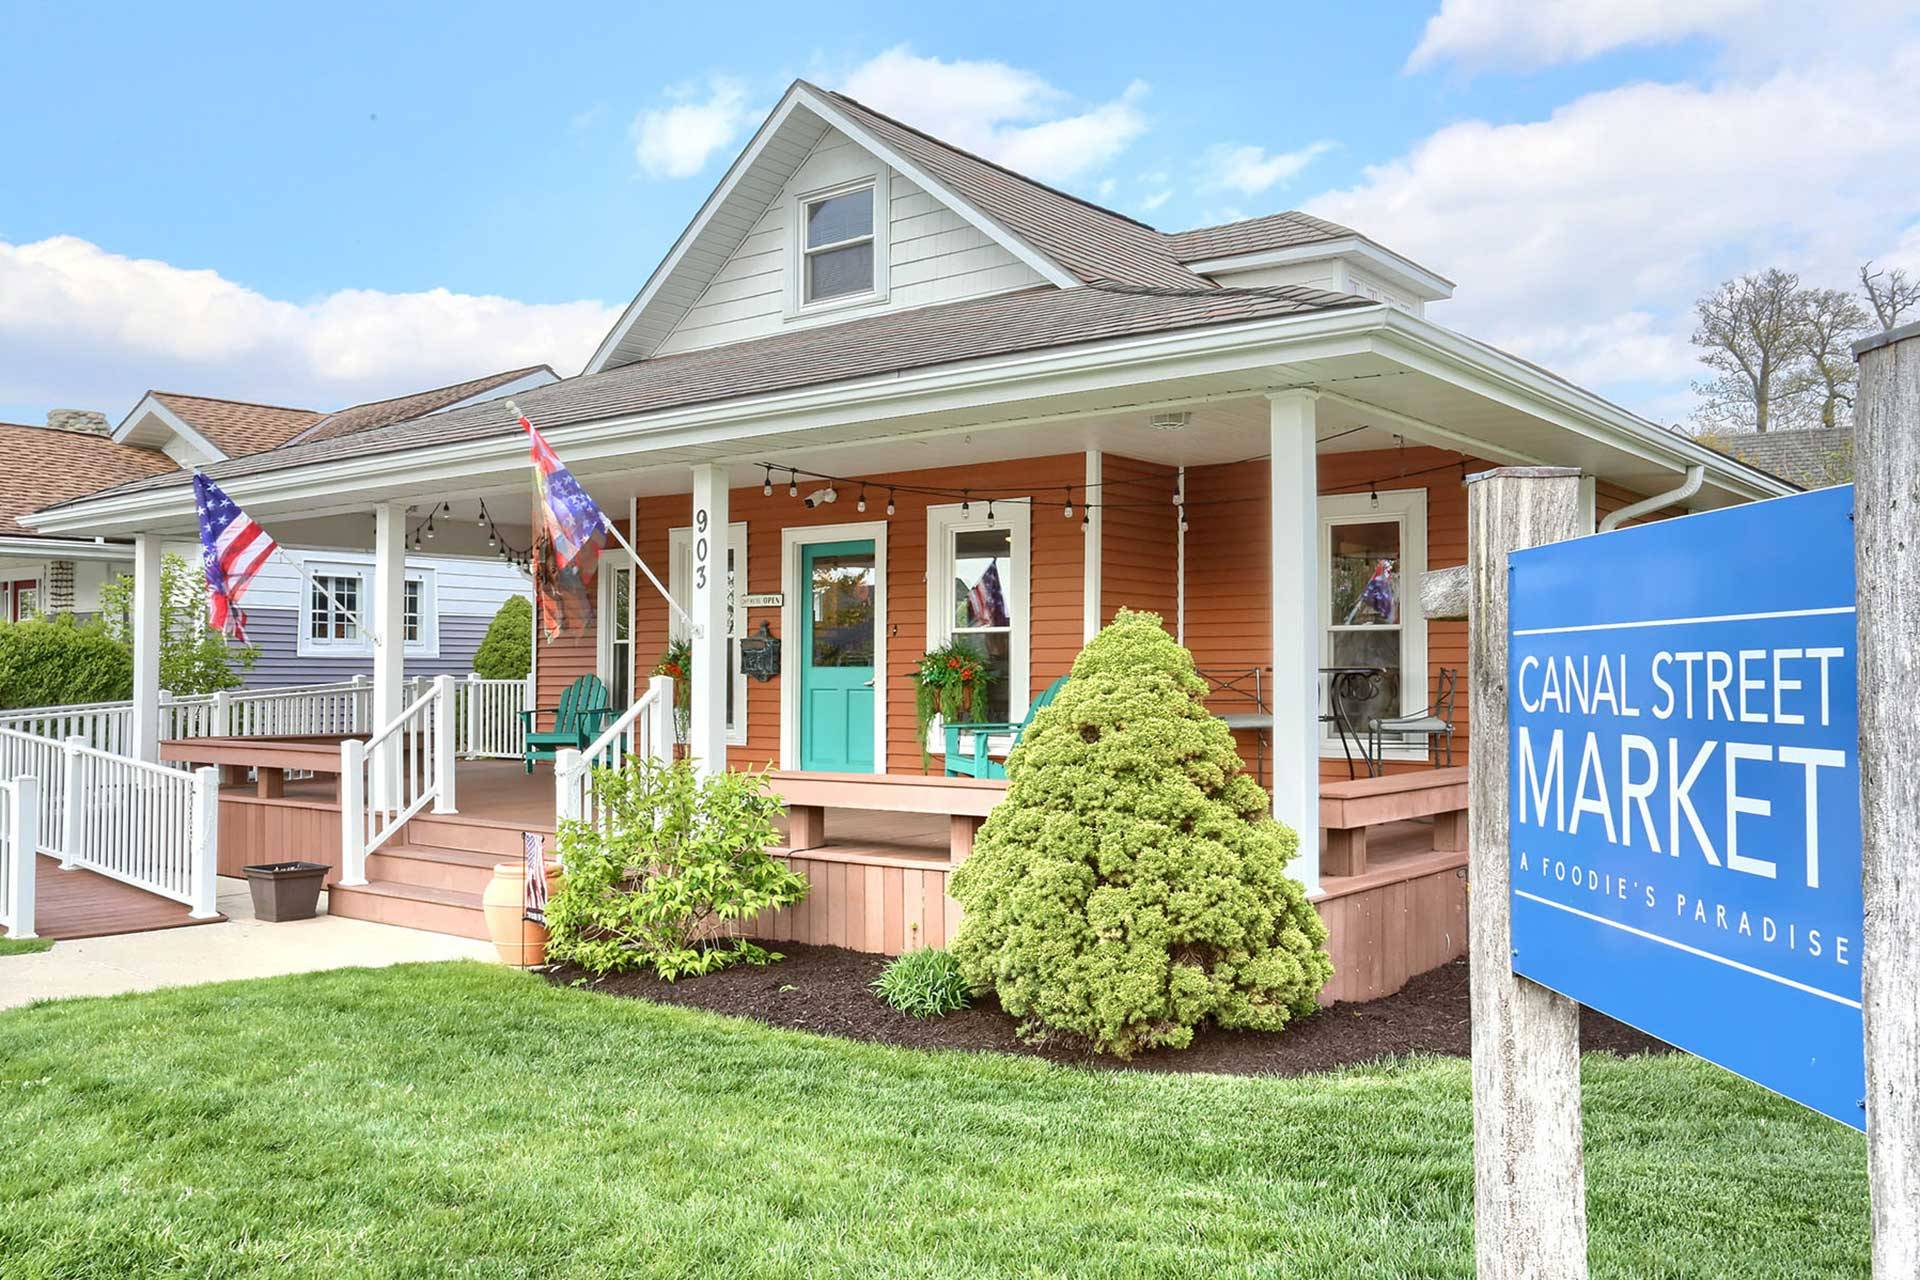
top-left (1149, 411), bottom-right (1191, 432)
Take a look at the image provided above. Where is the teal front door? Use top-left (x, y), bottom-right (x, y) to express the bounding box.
top-left (799, 540), bottom-right (877, 772)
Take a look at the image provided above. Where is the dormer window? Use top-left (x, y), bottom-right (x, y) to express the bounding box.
top-left (792, 179), bottom-right (886, 313)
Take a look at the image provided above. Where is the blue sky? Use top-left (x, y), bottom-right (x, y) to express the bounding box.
top-left (3, 0), bottom-right (1916, 426)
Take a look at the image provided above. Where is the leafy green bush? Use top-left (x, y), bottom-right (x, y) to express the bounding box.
top-left (98, 553), bottom-right (256, 695)
top-left (949, 609), bottom-right (1333, 1057)
top-left (543, 757), bottom-right (809, 979)
top-left (472, 596), bottom-right (533, 680)
top-left (872, 948), bottom-right (973, 1018)
top-left (0, 617), bottom-right (133, 709)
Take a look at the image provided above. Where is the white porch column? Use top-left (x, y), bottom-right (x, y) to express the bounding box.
top-left (128, 534), bottom-right (163, 763)
top-left (1267, 390), bottom-right (1321, 894)
top-left (1082, 449), bottom-right (1103, 641)
top-left (371, 504), bottom-right (407, 729)
top-left (689, 465), bottom-right (730, 778)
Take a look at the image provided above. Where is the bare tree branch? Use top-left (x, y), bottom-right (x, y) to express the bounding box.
top-left (1861, 260), bottom-right (1920, 332)
top-left (1690, 269), bottom-right (1812, 433)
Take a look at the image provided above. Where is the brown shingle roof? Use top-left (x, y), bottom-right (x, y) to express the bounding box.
top-left (1714, 428), bottom-right (1852, 490)
top-left (149, 393), bottom-right (323, 457)
top-left (287, 366), bottom-right (554, 445)
top-left (0, 424), bottom-right (175, 536)
top-left (77, 282), bottom-right (1372, 502)
top-left (1161, 211), bottom-right (1359, 263)
top-left (821, 86), bottom-right (1204, 291)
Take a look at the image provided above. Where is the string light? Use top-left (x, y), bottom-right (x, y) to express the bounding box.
top-left (961, 491), bottom-right (971, 518)
top-left (886, 490), bottom-right (896, 516)
top-left (985, 499), bottom-right (995, 523)
top-left (1063, 488), bottom-right (1074, 518)
top-left (788, 471), bottom-right (799, 498)
top-left (856, 486), bottom-right (868, 513)
top-left (763, 467), bottom-right (774, 497)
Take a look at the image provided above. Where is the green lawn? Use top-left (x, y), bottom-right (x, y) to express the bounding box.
top-left (0, 934), bottom-right (52, 956)
top-left (0, 963), bottom-right (1867, 1279)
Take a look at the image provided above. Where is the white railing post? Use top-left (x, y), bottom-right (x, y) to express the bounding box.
top-left (212, 689), bottom-right (232, 737)
top-left (339, 739), bottom-right (368, 886)
top-left (647, 675), bottom-right (675, 763)
top-left (463, 673), bottom-right (479, 758)
top-left (58, 735), bottom-right (83, 869)
top-left (351, 674), bottom-right (369, 733)
top-left (188, 766), bottom-right (220, 919)
top-left (555, 747), bottom-right (584, 824)
top-left (432, 674), bottom-right (458, 814)
top-left (6, 776), bottom-right (38, 939)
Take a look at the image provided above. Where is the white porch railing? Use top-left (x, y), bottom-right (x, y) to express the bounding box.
top-left (460, 675), bottom-right (532, 759)
top-left (224, 678), bottom-right (377, 737)
top-left (0, 700), bottom-right (134, 753)
top-left (61, 741), bottom-right (219, 917)
top-left (339, 675), bottom-right (459, 885)
top-left (555, 675), bottom-right (675, 826)
top-left (0, 775), bottom-right (41, 940)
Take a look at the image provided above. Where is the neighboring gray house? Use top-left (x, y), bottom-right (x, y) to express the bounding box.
top-left (2, 368), bottom-right (553, 687)
top-left (1714, 427), bottom-right (1854, 491)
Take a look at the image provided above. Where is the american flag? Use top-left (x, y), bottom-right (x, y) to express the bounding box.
top-left (967, 559), bottom-right (1008, 628)
top-left (193, 473), bottom-right (276, 642)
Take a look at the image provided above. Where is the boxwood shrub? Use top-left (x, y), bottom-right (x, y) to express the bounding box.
top-left (0, 617), bottom-right (133, 709)
top-left (949, 609), bottom-right (1333, 1056)
top-left (472, 595), bottom-right (533, 680)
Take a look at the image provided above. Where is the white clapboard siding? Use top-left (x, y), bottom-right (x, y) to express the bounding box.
top-left (655, 128), bottom-right (1046, 356)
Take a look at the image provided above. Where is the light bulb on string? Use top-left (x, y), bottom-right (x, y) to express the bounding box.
top-left (886, 490), bottom-right (896, 516)
top-left (1064, 488), bottom-right (1074, 518)
top-left (856, 486), bottom-right (867, 513)
top-left (763, 467), bottom-right (774, 497)
top-left (788, 471), bottom-right (799, 498)
top-left (961, 492), bottom-right (971, 518)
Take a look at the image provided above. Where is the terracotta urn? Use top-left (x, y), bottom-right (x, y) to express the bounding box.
top-left (481, 857), bottom-right (561, 967)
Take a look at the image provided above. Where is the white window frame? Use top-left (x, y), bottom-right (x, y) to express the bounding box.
top-left (669, 522), bottom-right (748, 746)
top-left (924, 500), bottom-right (1031, 759)
top-left (787, 175), bottom-right (889, 319)
top-left (597, 558), bottom-right (636, 709)
top-left (1317, 489), bottom-right (1427, 762)
top-left (296, 560), bottom-right (439, 659)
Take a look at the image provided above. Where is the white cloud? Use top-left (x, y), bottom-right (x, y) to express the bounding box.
top-left (1407, 0), bottom-right (1920, 73)
top-left (1203, 141), bottom-right (1335, 195)
top-left (839, 48), bottom-right (1147, 183)
top-left (633, 77), bottom-right (752, 179)
top-left (0, 236), bottom-right (618, 420)
top-left (1305, 44), bottom-right (1920, 417)
top-left (1140, 189), bottom-right (1173, 213)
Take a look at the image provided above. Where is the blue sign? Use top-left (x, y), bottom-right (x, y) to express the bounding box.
top-left (1508, 485), bottom-right (1861, 1128)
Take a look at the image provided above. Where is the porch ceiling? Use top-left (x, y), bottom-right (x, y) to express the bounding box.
top-left (29, 308), bottom-right (1790, 543)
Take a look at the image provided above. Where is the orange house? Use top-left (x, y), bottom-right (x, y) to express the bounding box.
top-left (32, 81), bottom-right (1792, 999)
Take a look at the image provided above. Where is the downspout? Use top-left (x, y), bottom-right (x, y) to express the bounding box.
top-left (1598, 464), bottom-right (1705, 533)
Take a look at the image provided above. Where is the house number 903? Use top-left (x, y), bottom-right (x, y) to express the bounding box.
top-left (694, 508), bottom-right (709, 590)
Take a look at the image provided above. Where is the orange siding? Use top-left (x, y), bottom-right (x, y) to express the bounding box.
top-left (1099, 454), bottom-right (1179, 625)
top-left (625, 456), bottom-right (1087, 777)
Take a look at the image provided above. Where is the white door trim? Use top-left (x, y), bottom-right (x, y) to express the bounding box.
top-left (780, 520), bottom-right (889, 773)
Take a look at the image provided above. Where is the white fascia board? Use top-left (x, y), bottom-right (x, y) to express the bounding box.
top-left (583, 83), bottom-right (1080, 375)
top-left (30, 305), bottom-right (1392, 535)
top-left (1372, 310), bottom-right (1795, 502)
top-left (0, 535), bottom-right (135, 563)
top-left (1189, 237), bottom-right (1456, 301)
top-left (110, 394), bottom-right (228, 463)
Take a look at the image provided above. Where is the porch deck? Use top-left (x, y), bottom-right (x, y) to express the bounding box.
top-left (201, 750), bottom-right (1465, 1003)
top-left (3, 855), bottom-right (226, 941)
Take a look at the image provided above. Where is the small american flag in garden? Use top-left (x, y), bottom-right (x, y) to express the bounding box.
top-left (523, 832), bottom-right (548, 925)
top-left (193, 472), bottom-right (276, 642)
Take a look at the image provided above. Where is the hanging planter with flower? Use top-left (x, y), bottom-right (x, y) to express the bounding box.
top-left (653, 639), bottom-right (692, 742)
top-left (913, 640), bottom-right (995, 769)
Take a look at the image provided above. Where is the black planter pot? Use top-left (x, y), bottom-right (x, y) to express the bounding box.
top-left (242, 861), bottom-right (330, 922)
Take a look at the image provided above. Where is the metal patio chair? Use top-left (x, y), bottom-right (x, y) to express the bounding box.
top-left (1368, 667), bottom-right (1458, 768)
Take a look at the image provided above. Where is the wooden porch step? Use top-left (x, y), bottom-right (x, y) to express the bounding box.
top-left (404, 812), bottom-right (555, 857)
top-left (366, 845), bottom-right (503, 896)
top-left (325, 879), bottom-right (489, 940)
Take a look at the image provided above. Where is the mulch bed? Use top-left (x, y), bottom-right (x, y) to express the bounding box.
top-left (545, 943), bottom-right (1673, 1078)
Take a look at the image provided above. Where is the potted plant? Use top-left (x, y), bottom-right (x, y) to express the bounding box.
top-left (654, 638), bottom-right (692, 744)
top-left (241, 861), bottom-right (330, 922)
top-left (913, 639), bottom-right (995, 768)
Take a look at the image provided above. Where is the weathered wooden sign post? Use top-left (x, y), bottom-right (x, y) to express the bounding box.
top-left (1464, 320), bottom-right (1920, 1276)
top-left (1855, 318), bottom-right (1920, 1276)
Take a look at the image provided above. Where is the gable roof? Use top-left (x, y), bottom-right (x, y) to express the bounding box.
top-left (1714, 427), bottom-right (1851, 490)
top-left (145, 393), bottom-right (324, 457)
top-left (0, 423), bottom-right (175, 536)
top-left (286, 365), bottom-right (555, 446)
top-left (72, 281), bottom-right (1372, 503)
top-left (1162, 211), bottom-right (1359, 263)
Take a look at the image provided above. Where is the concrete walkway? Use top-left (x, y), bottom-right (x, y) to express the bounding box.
top-left (1, 875), bottom-right (496, 1010)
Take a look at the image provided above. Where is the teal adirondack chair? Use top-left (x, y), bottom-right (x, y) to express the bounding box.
top-left (943, 675), bottom-right (1068, 779)
top-left (520, 674), bottom-right (613, 772)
